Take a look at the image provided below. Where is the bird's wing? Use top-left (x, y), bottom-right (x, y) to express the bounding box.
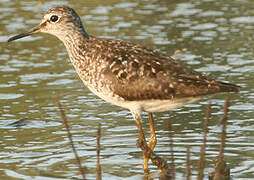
top-left (93, 38), bottom-right (239, 101)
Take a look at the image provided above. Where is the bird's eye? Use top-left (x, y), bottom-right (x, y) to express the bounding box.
top-left (50, 15), bottom-right (59, 22)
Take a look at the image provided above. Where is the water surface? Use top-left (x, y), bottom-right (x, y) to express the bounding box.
top-left (0, 0), bottom-right (254, 179)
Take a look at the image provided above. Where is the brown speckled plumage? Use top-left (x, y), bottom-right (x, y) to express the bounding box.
top-left (72, 36), bottom-right (239, 101)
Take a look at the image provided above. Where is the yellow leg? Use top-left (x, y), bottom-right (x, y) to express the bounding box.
top-left (143, 113), bottom-right (157, 175)
top-left (148, 113), bottom-right (157, 150)
top-left (131, 110), bottom-right (149, 174)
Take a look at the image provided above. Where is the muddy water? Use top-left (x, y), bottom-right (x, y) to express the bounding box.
top-left (0, 0), bottom-right (253, 179)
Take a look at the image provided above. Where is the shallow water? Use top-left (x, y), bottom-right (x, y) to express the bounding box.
top-left (0, 0), bottom-right (254, 179)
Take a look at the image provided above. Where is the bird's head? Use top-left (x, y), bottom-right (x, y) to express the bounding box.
top-left (8, 6), bottom-right (88, 42)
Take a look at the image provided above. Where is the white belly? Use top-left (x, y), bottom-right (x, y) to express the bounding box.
top-left (85, 81), bottom-right (201, 112)
top-left (112, 97), bottom-right (201, 112)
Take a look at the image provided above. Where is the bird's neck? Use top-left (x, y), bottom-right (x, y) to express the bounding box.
top-left (62, 30), bottom-right (89, 63)
top-left (61, 30), bottom-right (94, 84)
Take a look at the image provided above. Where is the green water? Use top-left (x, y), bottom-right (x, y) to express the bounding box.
top-left (0, 0), bottom-right (253, 179)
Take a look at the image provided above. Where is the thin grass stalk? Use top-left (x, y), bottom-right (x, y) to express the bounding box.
top-left (168, 119), bottom-right (175, 179)
top-left (214, 96), bottom-right (230, 180)
top-left (57, 102), bottom-right (86, 180)
top-left (96, 123), bottom-right (102, 180)
top-left (198, 100), bottom-right (211, 180)
top-left (186, 146), bottom-right (191, 180)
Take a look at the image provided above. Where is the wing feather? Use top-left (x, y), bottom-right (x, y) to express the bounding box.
top-left (89, 38), bottom-right (239, 101)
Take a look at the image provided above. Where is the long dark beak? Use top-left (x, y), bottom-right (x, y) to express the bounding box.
top-left (7, 25), bottom-right (41, 42)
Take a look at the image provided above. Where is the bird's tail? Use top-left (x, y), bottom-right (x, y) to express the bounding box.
top-left (218, 81), bottom-right (240, 93)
